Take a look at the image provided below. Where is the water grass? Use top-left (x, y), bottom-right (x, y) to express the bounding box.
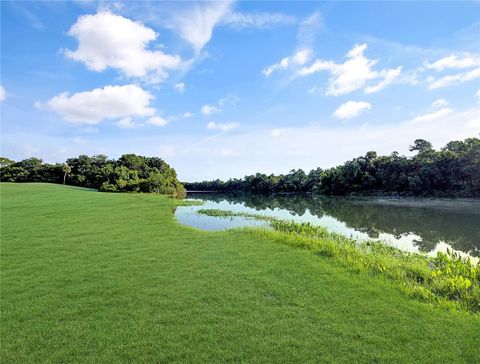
top-left (197, 208), bottom-right (271, 220)
top-left (197, 209), bottom-right (480, 312)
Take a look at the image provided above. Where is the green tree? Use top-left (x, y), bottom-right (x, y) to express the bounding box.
top-left (62, 164), bottom-right (71, 185)
top-left (0, 157), bottom-right (15, 168)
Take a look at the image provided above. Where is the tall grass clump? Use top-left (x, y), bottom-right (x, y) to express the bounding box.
top-left (197, 209), bottom-right (480, 312)
top-left (263, 220), bottom-right (480, 312)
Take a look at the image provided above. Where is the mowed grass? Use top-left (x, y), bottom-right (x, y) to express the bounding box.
top-left (1, 183), bottom-right (479, 363)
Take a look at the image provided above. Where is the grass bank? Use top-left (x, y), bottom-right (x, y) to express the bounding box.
top-left (198, 209), bottom-right (480, 312)
top-left (1, 183), bottom-right (479, 363)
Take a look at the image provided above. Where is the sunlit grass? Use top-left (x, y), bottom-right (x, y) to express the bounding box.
top-left (1, 183), bottom-right (479, 363)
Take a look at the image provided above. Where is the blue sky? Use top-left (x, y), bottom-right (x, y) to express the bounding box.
top-left (1, 1), bottom-right (479, 181)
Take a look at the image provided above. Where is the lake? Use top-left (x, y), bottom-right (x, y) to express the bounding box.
top-left (175, 193), bottom-right (480, 258)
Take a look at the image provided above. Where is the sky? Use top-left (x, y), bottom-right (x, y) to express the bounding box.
top-left (1, 1), bottom-right (479, 181)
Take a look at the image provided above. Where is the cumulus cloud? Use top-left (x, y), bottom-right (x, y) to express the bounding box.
top-left (182, 112), bottom-right (194, 118)
top-left (148, 116), bottom-right (169, 126)
top-left (428, 67), bottom-right (480, 89)
top-left (333, 101), bottom-right (371, 120)
top-left (65, 11), bottom-right (182, 82)
top-left (263, 48), bottom-right (312, 77)
top-left (422, 52), bottom-right (480, 90)
top-left (425, 53), bottom-right (480, 71)
top-left (407, 108), bottom-right (453, 124)
top-left (201, 104), bottom-right (221, 116)
top-left (174, 82), bottom-right (186, 93)
top-left (45, 84), bottom-right (155, 124)
top-left (297, 43), bottom-right (401, 95)
top-left (0, 85), bottom-right (5, 102)
top-left (206, 121), bottom-right (239, 132)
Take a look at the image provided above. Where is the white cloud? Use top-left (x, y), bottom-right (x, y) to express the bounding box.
top-left (79, 126), bottom-right (98, 133)
top-left (45, 84), bottom-right (155, 124)
top-left (432, 98), bottom-right (449, 108)
top-left (115, 2), bottom-right (293, 55)
top-left (428, 67), bottom-right (480, 89)
top-left (407, 108), bottom-right (453, 124)
top-left (73, 136), bottom-right (86, 144)
top-left (219, 149), bottom-right (239, 157)
top-left (297, 11), bottom-right (323, 48)
top-left (218, 93), bottom-right (239, 106)
top-left (271, 128), bottom-right (287, 137)
top-left (262, 11), bottom-right (322, 78)
top-left (182, 112), bottom-right (194, 118)
top-left (364, 67), bottom-right (402, 94)
top-left (308, 86), bottom-right (321, 94)
top-left (221, 11), bottom-right (296, 29)
top-left (206, 121), bottom-right (239, 132)
top-left (425, 53), bottom-right (480, 71)
top-left (298, 43), bottom-right (401, 96)
top-left (174, 82), bottom-right (185, 93)
top-left (333, 101), bottom-right (371, 120)
top-left (148, 116), bottom-right (169, 126)
top-left (117, 117), bottom-right (138, 129)
top-left (201, 104), bottom-right (221, 116)
top-left (0, 85), bottom-right (5, 102)
top-left (65, 11), bottom-right (182, 82)
top-left (263, 48), bottom-right (312, 76)
top-left (165, 1), bottom-right (233, 54)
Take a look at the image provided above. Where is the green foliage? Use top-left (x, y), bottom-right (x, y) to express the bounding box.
top-left (184, 137), bottom-right (480, 197)
top-left (0, 153), bottom-right (186, 196)
top-left (0, 157), bottom-right (15, 168)
top-left (431, 249), bottom-right (480, 310)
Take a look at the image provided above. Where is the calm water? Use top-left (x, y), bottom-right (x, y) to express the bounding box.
top-left (175, 193), bottom-right (480, 258)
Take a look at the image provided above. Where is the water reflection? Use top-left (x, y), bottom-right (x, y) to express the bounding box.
top-left (178, 193), bottom-right (480, 257)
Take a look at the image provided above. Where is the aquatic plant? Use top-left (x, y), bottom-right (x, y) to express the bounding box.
top-left (431, 249), bottom-right (480, 311)
top-left (197, 208), bottom-right (272, 221)
top-left (176, 199), bottom-right (204, 206)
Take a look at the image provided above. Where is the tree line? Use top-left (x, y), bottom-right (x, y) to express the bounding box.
top-left (184, 138), bottom-right (480, 197)
top-left (0, 154), bottom-right (186, 196)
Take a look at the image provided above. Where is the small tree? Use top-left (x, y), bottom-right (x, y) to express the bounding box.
top-left (62, 164), bottom-right (71, 185)
top-left (409, 139), bottom-right (433, 153)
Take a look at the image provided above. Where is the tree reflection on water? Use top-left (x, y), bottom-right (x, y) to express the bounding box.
top-left (188, 193), bottom-right (480, 257)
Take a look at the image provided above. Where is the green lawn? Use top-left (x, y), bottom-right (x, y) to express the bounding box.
top-left (1, 183), bottom-right (479, 363)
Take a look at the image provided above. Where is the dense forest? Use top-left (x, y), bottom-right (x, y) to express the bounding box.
top-left (1, 138), bottom-right (478, 197)
top-left (184, 138), bottom-right (480, 197)
top-left (0, 154), bottom-right (186, 196)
